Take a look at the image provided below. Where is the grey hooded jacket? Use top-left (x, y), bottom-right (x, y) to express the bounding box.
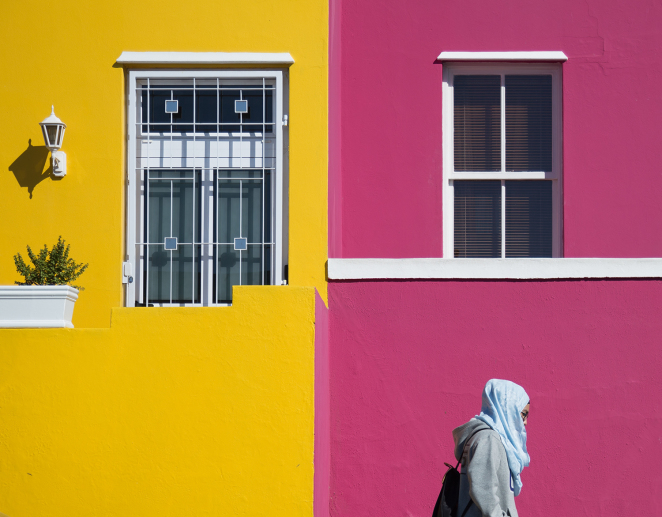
top-left (452, 418), bottom-right (519, 517)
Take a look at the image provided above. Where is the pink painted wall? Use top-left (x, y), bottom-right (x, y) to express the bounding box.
top-left (328, 280), bottom-right (662, 516)
top-left (328, 0), bottom-right (342, 258)
top-left (329, 0), bottom-right (662, 258)
top-left (315, 290), bottom-right (330, 517)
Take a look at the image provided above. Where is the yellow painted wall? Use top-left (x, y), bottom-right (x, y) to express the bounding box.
top-left (0, 0), bottom-right (328, 328)
top-left (0, 286), bottom-right (316, 517)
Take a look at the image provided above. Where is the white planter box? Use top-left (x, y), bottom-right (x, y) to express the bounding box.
top-left (0, 286), bottom-right (79, 328)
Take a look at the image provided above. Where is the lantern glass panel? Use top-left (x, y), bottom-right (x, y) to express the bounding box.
top-left (47, 126), bottom-right (58, 147)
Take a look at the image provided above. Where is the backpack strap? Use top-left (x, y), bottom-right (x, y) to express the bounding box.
top-left (458, 427), bottom-right (490, 517)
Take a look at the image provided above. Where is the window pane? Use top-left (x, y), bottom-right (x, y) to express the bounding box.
top-left (216, 245), bottom-right (239, 303)
top-left (218, 87), bottom-right (274, 133)
top-left (242, 245), bottom-right (268, 286)
top-left (217, 180), bottom-right (241, 243)
top-left (217, 173), bottom-right (268, 244)
top-left (220, 90), bottom-right (241, 132)
top-left (505, 180), bottom-right (552, 257)
top-left (147, 170), bottom-right (199, 244)
top-left (145, 171), bottom-right (201, 304)
top-left (143, 89), bottom-right (170, 133)
top-left (172, 245), bottom-right (200, 302)
top-left (196, 90), bottom-right (217, 133)
top-left (454, 75), bottom-right (501, 172)
top-left (454, 180), bottom-right (502, 257)
top-left (145, 245), bottom-right (201, 304)
top-left (172, 89), bottom-right (194, 132)
top-left (244, 179), bottom-right (264, 243)
top-left (146, 245), bottom-right (170, 303)
top-left (147, 179), bottom-right (171, 242)
top-left (242, 88), bottom-right (274, 132)
top-left (215, 171), bottom-right (269, 302)
top-left (505, 75), bottom-right (552, 172)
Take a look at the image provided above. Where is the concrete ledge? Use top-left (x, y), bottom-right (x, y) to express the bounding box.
top-left (437, 51), bottom-right (568, 62)
top-left (116, 52), bottom-right (295, 66)
top-left (327, 258), bottom-right (662, 280)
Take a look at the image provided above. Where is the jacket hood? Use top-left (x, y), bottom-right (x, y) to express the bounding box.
top-left (452, 418), bottom-right (491, 461)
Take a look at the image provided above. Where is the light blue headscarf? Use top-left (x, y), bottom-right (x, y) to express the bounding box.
top-left (475, 379), bottom-right (530, 496)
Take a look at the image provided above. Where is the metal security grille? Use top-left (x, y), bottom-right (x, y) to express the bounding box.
top-left (126, 72), bottom-right (285, 306)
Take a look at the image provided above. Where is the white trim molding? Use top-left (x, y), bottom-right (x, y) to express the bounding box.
top-left (437, 51), bottom-right (568, 62)
top-left (327, 258), bottom-right (662, 280)
top-left (116, 52), bottom-right (294, 66)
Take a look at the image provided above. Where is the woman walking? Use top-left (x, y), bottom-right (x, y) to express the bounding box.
top-left (452, 379), bottom-right (530, 517)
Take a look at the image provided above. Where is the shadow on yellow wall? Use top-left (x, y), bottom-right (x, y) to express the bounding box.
top-left (7, 139), bottom-right (56, 199)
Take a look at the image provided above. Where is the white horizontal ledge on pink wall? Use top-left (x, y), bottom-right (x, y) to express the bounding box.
top-left (115, 52), bottom-right (295, 66)
top-left (436, 51), bottom-right (568, 62)
top-left (327, 258), bottom-right (662, 280)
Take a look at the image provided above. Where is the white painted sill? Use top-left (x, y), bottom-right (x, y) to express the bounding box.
top-left (327, 258), bottom-right (662, 280)
top-left (436, 51), bottom-right (568, 62)
top-left (115, 52), bottom-right (294, 66)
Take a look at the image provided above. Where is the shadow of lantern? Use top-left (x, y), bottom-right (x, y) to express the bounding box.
top-left (8, 139), bottom-right (51, 198)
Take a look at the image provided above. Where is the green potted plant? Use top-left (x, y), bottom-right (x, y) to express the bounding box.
top-left (0, 237), bottom-right (88, 328)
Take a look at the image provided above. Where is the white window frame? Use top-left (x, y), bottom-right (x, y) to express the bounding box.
top-left (442, 62), bottom-right (563, 258)
top-left (124, 69), bottom-right (287, 307)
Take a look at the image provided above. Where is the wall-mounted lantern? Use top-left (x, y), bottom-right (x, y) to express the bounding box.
top-left (39, 106), bottom-right (67, 177)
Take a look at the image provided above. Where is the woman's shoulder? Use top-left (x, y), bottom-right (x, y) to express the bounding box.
top-left (467, 428), bottom-right (508, 466)
top-left (469, 427), bottom-right (504, 450)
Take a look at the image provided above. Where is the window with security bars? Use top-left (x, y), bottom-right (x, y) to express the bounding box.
top-left (443, 64), bottom-right (562, 258)
top-left (125, 71), bottom-right (286, 306)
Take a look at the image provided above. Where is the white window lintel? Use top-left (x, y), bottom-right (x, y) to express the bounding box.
top-left (437, 51), bottom-right (568, 62)
top-left (327, 258), bottom-right (662, 280)
top-left (116, 52), bottom-right (294, 66)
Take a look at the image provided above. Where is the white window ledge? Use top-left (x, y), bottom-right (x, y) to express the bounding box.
top-left (437, 51), bottom-right (568, 62)
top-left (115, 52), bottom-right (294, 66)
top-left (327, 258), bottom-right (662, 280)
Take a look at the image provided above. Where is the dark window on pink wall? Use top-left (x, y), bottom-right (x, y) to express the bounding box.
top-left (505, 75), bottom-right (552, 173)
top-left (452, 73), bottom-right (554, 258)
top-left (454, 75), bottom-right (501, 172)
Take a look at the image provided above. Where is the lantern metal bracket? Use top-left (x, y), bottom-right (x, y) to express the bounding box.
top-left (52, 150), bottom-right (67, 177)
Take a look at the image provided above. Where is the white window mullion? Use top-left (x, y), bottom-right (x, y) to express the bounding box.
top-left (501, 180), bottom-right (506, 258)
top-left (126, 72), bottom-right (138, 307)
top-left (500, 74), bottom-right (506, 174)
top-left (500, 74), bottom-right (506, 258)
top-left (274, 71), bottom-right (284, 285)
top-left (215, 170), bottom-right (219, 305)
top-left (262, 78), bottom-right (266, 286)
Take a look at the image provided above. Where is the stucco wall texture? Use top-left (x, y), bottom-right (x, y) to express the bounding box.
top-left (328, 0), bottom-right (662, 258)
top-left (0, 287), bottom-right (316, 517)
top-left (328, 280), bottom-right (662, 516)
top-left (314, 291), bottom-right (330, 517)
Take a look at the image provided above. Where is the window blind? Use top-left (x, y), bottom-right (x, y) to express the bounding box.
top-left (505, 180), bottom-right (552, 257)
top-left (454, 75), bottom-right (501, 171)
top-left (454, 180), bottom-right (502, 257)
top-left (505, 75), bottom-right (552, 172)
